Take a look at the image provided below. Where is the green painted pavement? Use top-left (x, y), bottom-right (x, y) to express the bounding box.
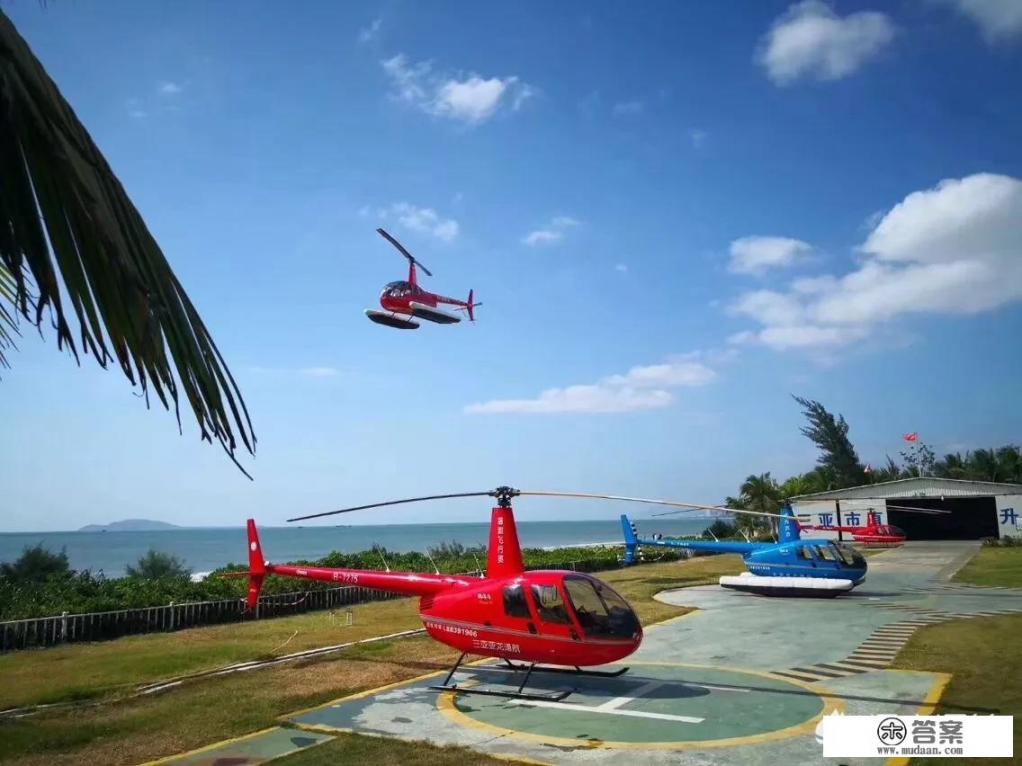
top-left (451, 664), bottom-right (825, 744)
top-left (149, 726), bottom-right (333, 765)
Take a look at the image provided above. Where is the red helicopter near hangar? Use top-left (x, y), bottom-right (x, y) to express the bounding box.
top-left (365, 228), bottom-right (480, 330)
top-left (798, 504), bottom-right (949, 548)
top-left (231, 487), bottom-right (749, 702)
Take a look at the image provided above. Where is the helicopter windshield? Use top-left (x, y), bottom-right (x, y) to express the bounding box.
top-left (832, 543), bottom-right (866, 567)
top-left (564, 577), bottom-right (640, 639)
top-left (382, 281), bottom-right (414, 298)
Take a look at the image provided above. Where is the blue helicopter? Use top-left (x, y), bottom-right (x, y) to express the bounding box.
top-left (621, 503), bottom-right (868, 597)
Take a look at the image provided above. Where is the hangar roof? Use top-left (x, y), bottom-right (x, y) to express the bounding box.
top-left (792, 477), bottom-right (1022, 501)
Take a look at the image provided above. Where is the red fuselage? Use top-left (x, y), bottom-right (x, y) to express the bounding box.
top-left (378, 279), bottom-right (465, 316)
top-left (243, 507), bottom-right (642, 667)
top-left (802, 512), bottom-right (906, 547)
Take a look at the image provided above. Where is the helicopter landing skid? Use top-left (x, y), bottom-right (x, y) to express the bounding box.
top-left (502, 659), bottom-right (630, 678)
top-left (428, 653), bottom-right (573, 702)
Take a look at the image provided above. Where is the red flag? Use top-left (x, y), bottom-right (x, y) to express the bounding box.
top-left (903, 432), bottom-right (919, 442)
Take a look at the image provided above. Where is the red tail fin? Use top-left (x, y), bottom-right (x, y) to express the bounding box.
top-left (486, 506), bottom-right (524, 577)
top-left (467, 289), bottom-right (475, 321)
top-left (245, 519), bottom-right (268, 611)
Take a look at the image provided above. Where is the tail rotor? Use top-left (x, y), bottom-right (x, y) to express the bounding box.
top-left (466, 289), bottom-right (481, 321)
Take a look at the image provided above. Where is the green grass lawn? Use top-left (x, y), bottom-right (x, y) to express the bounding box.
top-left (0, 555), bottom-right (743, 766)
top-left (272, 733), bottom-right (512, 766)
top-left (952, 545), bottom-right (1022, 587)
top-left (894, 613), bottom-right (1022, 765)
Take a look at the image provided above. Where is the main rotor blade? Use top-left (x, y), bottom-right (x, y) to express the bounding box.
top-left (517, 491), bottom-right (789, 520)
top-left (376, 228), bottom-right (433, 276)
top-left (884, 504), bottom-right (952, 515)
top-left (287, 491), bottom-right (493, 522)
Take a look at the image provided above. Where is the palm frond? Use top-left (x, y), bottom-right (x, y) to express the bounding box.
top-left (0, 262), bottom-right (21, 368)
top-left (0, 12), bottom-right (255, 471)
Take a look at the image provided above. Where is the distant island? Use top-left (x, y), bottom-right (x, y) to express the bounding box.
top-left (78, 519), bottom-right (181, 532)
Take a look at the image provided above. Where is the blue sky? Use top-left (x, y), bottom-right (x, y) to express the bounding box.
top-left (2, 1), bottom-right (1021, 531)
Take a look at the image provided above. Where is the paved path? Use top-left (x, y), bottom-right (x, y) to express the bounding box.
top-left (149, 542), bottom-right (1022, 766)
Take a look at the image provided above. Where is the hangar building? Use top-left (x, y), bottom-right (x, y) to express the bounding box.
top-left (792, 477), bottom-right (1022, 541)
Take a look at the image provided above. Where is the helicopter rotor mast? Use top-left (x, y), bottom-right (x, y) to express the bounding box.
top-left (377, 227), bottom-right (433, 280)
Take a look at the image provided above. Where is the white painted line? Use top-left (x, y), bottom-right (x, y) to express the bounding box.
top-left (681, 681), bottom-right (751, 693)
top-left (510, 698), bottom-right (704, 724)
top-left (598, 681), bottom-right (664, 711)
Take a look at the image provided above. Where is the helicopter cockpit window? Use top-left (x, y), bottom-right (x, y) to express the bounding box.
top-left (595, 581), bottom-right (641, 638)
top-left (531, 584), bottom-right (571, 624)
top-left (834, 544), bottom-right (865, 567)
top-left (817, 545), bottom-right (837, 562)
top-left (564, 578), bottom-right (610, 635)
top-left (382, 281), bottom-right (412, 298)
top-left (503, 584), bottom-right (531, 619)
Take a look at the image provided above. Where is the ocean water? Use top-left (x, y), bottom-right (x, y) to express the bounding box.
top-left (0, 518), bottom-right (710, 578)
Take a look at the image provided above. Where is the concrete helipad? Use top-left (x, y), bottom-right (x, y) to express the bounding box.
top-left (150, 542), bottom-right (1022, 765)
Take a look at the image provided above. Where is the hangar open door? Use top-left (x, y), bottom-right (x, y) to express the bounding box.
top-left (887, 496), bottom-right (999, 540)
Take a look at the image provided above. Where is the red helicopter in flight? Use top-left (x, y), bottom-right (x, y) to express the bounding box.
top-left (234, 487), bottom-right (738, 701)
top-left (365, 228), bottom-right (480, 330)
top-left (799, 504), bottom-right (948, 548)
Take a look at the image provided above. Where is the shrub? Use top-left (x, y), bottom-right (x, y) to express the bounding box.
top-left (125, 550), bottom-right (191, 580)
top-left (0, 544), bottom-right (71, 583)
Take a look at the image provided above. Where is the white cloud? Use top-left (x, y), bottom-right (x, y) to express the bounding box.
top-left (612, 100), bottom-right (644, 116)
top-left (758, 1), bottom-right (895, 85)
top-left (729, 173), bottom-right (1022, 350)
top-left (381, 54), bottom-right (533, 125)
top-left (358, 18), bottom-right (383, 43)
top-left (159, 81), bottom-right (183, 95)
top-left (522, 216), bottom-right (580, 247)
top-left (730, 289), bottom-right (806, 327)
top-left (385, 202), bottom-right (459, 242)
top-left (688, 128), bottom-right (708, 148)
top-left (728, 236), bottom-right (812, 275)
top-left (465, 359), bottom-right (716, 415)
top-left (615, 263), bottom-right (629, 273)
top-left (940, 0), bottom-right (1022, 42)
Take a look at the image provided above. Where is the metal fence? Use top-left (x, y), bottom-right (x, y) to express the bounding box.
top-left (0, 586), bottom-right (401, 652)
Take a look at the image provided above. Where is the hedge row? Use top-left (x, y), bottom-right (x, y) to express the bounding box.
top-left (0, 544), bottom-right (687, 620)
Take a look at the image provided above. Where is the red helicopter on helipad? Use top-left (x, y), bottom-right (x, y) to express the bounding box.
top-left (365, 228), bottom-right (480, 330)
top-left (799, 503), bottom-right (948, 548)
top-left (233, 487), bottom-right (732, 702)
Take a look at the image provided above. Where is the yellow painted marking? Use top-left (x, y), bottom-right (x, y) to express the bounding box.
top-left (136, 726), bottom-right (286, 765)
top-left (884, 671), bottom-right (953, 766)
top-left (438, 661), bottom-right (844, 751)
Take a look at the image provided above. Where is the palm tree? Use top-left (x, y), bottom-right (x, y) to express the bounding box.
top-left (994, 446), bottom-right (1022, 484)
top-left (738, 472), bottom-right (782, 538)
top-left (934, 452), bottom-right (969, 479)
top-left (779, 473), bottom-right (816, 499)
top-left (1, 13), bottom-right (254, 472)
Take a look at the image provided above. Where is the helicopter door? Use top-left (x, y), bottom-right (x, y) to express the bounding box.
top-left (502, 583), bottom-right (539, 637)
top-left (814, 544), bottom-right (844, 575)
top-left (531, 584), bottom-right (581, 642)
